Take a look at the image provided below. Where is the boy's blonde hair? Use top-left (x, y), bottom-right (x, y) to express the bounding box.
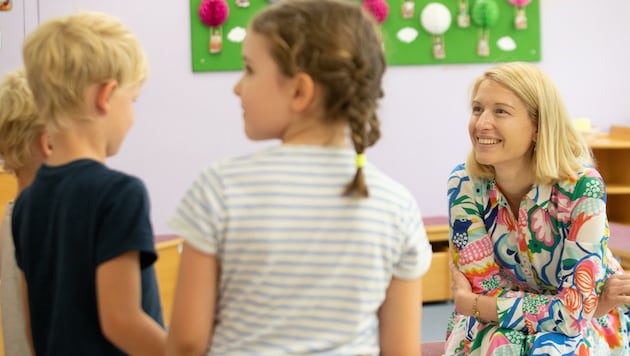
top-left (466, 62), bottom-right (593, 184)
top-left (23, 11), bottom-right (149, 133)
top-left (0, 70), bottom-right (43, 171)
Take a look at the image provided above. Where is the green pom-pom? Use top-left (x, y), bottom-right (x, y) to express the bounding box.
top-left (472, 0), bottom-right (500, 28)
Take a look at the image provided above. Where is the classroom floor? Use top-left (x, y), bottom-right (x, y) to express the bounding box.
top-left (421, 301), bottom-right (453, 342)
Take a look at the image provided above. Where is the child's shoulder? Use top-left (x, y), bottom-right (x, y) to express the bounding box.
top-left (42, 159), bottom-right (146, 194)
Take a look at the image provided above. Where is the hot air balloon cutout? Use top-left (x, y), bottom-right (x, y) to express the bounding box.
top-left (508, 0), bottom-right (531, 30)
top-left (457, 0), bottom-right (470, 28)
top-left (199, 0), bottom-right (229, 54)
top-left (420, 3), bottom-right (452, 60)
top-left (235, 0), bottom-right (250, 8)
top-left (471, 0), bottom-right (499, 57)
top-left (401, 0), bottom-right (415, 19)
top-left (363, 0), bottom-right (390, 25)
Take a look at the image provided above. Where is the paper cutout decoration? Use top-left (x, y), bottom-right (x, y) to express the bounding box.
top-left (420, 2), bottom-right (452, 60)
top-left (0, 0), bottom-right (11, 11)
top-left (472, 0), bottom-right (499, 57)
top-left (401, 0), bottom-right (415, 19)
top-left (363, 0), bottom-right (389, 24)
top-left (199, 0), bottom-right (229, 54)
top-left (235, 0), bottom-right (250, 8)
top-left (507, 0), bottom-right (532, 30)
top-left (457, 0), bottom-right (470, 28)
top-left (497, 36), bottom-right (517, 51)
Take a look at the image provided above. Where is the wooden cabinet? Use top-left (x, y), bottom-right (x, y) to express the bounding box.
top-left (0, 170), bottom-right (17, 225)
top-left (0, 169), bottom-right (16, 356)
top-left (588, 126), bottom-right (630, 225)
top-left (588, 126), bottom-right (630, 268)
top-left (422, 217), bottom-right (451, 303)
top-left (154, 236), bottom-right (182, 326)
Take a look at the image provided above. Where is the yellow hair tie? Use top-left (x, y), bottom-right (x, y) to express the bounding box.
top-left (355, 153), bottom-right (366, 168)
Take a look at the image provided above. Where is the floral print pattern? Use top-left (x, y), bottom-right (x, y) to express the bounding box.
top-left (445, 164), bottom-right (630, 355)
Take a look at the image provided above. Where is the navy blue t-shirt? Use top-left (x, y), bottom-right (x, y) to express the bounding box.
top-left (12, 159), bottom-right (163, 355)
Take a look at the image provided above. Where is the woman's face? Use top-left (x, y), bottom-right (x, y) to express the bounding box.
top-left (468, 79), bottom-right (537, 174)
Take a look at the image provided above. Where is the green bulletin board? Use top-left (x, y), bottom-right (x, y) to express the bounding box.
top-left (190, 0), bottom-right (540, 72)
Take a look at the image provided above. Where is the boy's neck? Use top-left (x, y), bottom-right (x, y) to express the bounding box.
top-left (47, 123), bottom-right (108, 166)
top-left (14, 163), bottom-right (39, 194)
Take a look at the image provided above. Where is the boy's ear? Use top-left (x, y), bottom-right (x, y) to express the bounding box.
top-left (290, 72), bottom-right (316, 113)
top-left (37, 133), bottom-right (53, 159)
top-left (94, 80), bottom-right (118, 114)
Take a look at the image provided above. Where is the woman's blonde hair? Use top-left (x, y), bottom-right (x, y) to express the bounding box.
top-left (466, 62), bottom-right (592, 183)
top-left (0, 70), bottom-right (44, 171)
top-left (22, 11), bottom-right (149, 133)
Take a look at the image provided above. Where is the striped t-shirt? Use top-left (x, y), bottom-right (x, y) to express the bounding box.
top-left (169, 145), bottom-right (432, 355)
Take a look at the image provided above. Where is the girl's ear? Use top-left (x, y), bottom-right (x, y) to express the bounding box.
top-left (95, 80), bottom-right (118, 114)
top-left (290, 72), bottom-right (316, 113)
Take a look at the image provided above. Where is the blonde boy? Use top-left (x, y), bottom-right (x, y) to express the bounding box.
top-left (13, 12), bottom-right (166, 355)
top-left (0, 69), bottom-right (48, 356)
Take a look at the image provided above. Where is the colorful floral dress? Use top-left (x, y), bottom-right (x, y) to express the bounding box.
top-left (445, 163), bottom-right (630, 356)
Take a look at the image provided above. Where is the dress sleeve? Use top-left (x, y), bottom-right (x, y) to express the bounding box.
top-left (168, 165), bottom-right (226, 255)
top-left (447, 164), bottom-right (502, 295)
top-left (495, 172), bottom-right (608, 336)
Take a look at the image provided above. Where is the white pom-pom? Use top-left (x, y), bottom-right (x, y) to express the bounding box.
top-left (420, 2), bottom-right (452, 35)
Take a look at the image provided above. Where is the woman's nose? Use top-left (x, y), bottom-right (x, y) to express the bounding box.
top-left (475, 111), bottom-right (493, 129)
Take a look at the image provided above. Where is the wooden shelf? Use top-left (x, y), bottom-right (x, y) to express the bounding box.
top-left (606, 185), bottom-right (630, 194)
top-left (589, 136), bottom-right (630, 149)
top-left (422, 217), bottom-right (451, 303)
top-left (588, 125), bottom-right (630, 226)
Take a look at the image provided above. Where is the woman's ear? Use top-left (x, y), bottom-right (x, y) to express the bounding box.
top-left (95, 80), bottom-right (118, 114)
top-left (290, 72), bottom-right (315, 113)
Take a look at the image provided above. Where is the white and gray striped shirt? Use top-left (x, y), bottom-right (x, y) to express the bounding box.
top-left (169, 145), bottom-right (432, 355)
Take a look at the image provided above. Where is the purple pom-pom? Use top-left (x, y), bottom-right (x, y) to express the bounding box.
top-left (199, 0), bottom-right (229, 27)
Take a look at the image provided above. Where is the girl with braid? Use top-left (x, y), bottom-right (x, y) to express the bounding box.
top-left (166, 0), bottom-right (432, 354)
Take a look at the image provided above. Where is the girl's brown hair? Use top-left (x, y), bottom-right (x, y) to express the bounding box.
top-left (251, 0), bottom-right (386, 197)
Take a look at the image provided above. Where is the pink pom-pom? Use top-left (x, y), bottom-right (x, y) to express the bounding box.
top-left (363, 0), bottom-right (389, 24)
top-left (199, 0), bottom-right (229, 27)
top-left (508, 0), bottom-right (531, 7)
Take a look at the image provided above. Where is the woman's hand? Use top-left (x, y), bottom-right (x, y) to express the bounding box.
top-left (594, 274), bottom-right (630, 318)
top-left (449, 259), bottom-right (472, 296)
top-left (449, 259), bottom-right (474, 314)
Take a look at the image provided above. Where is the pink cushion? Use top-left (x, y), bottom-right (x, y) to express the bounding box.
top-left (421, 340), bottom-right (445, 356)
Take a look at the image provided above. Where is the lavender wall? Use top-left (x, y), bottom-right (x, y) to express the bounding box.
top-left (1, 1), bottom-right (629, 234)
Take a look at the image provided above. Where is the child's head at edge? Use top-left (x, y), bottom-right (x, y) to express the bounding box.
top-left (22, 11), bottom-right (149, 136)
top-left (240, 0), bottom-right (386, 197)
top-left (0, 70), bottom-right (47, 176)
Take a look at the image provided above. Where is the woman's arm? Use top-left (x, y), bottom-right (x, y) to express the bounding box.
top-left (449, 167), bottom-right (611, 336)
top-left (166, 242), bottom-right (218, 356)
